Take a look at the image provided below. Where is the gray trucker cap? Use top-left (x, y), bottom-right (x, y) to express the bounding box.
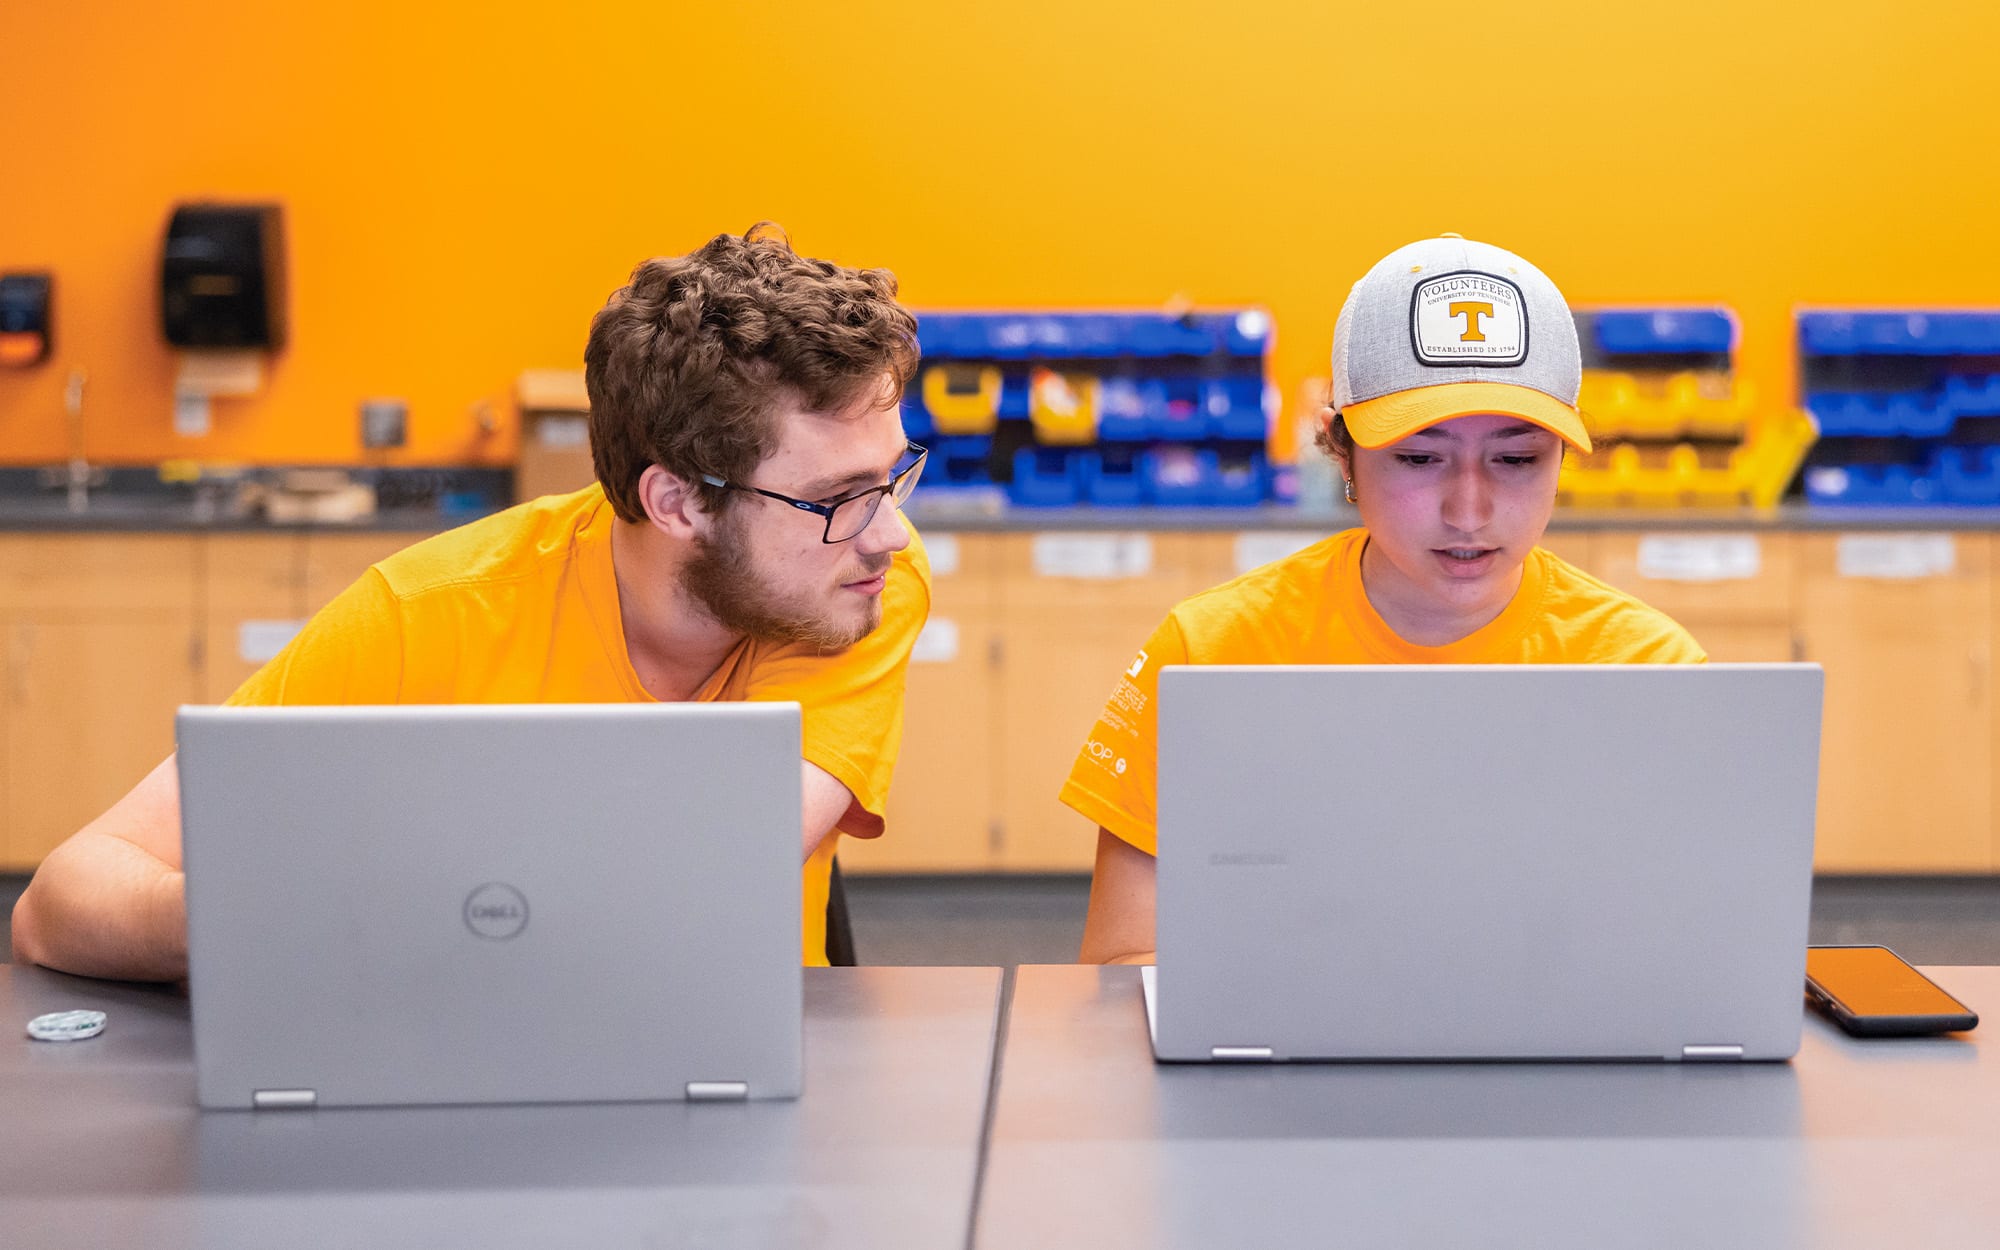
top-left (1331, 234), bottom-right (1590, 452)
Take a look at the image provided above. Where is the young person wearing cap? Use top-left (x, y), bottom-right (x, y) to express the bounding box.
top-left (12, 225), bottom-right (932, 981)
top-left (1064, 234), bottom-right (1705, 966)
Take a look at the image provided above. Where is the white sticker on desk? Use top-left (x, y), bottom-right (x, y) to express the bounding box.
top-left (1836, 534), bottom-right (1956, 580)
top-left (238, 620), bottom-right (306, 664)
top-left (924, 532), bottom-right (960, 577)
top-left (1032, 534), bottom-right (1153, 579)
top-left (1635, 534), bottom-right (1761, 582)
top-left (1233, 532), bottom-right (1323, 576)
top-left (910, 617), bottom-right (960, 664)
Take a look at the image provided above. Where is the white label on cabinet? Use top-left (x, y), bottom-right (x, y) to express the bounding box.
top-left (1836, 533), bottom-right (1956, 580)
top-left (237, 620), bottom-right (305, 664)
top-left (1032, 534), bottom-right (1153, 579)
top-left (910, 617), bottom-right (960, 664)
top-left (1233, 531), bottom-right (1324, 576)
top-left (924, 532), bottom-right (961, 576)
top-left (1635, 534), bottom-right (1762, 582)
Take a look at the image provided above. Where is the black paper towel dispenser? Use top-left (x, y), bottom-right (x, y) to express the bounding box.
top-left (160, 203), bottom-right (287, 350)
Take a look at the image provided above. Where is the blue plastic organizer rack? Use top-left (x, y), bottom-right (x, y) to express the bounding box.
top-left (1797, 310), bottom-right (2000, 507)
top-left (903, 310), bottom-right (1277, 508)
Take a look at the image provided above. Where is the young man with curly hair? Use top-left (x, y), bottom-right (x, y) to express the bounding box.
top-left (13, 225), bottom-right (931, 979)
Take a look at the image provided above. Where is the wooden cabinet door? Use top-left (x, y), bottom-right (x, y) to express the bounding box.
top-left (200, 534), bottom-right (306, 702)
top-left (0, 536), bottom-right (200, 870)
top-left (1593, 531), bottom-right (1797, 662)
top-left (843, 532), bottom-right (1002, 873)
top-left (991, 532), bottom-right (1217, 871)
top-left (1797, 533), bottom-right (1991, 872)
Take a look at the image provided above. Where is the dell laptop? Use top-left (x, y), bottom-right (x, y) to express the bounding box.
top-left (179, 702), bottom-right (803, 1108)
top-left (1145, 664), bottom-right (1823, 1063)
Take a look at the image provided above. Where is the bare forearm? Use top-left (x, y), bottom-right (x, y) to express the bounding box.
top-left (1078, 828), bottom-right (1158, 965)
top-left (12, 835), bottom-right (188, 982)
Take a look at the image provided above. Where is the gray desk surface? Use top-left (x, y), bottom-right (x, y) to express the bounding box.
top-left (978, 964), bottom-right (1999, 1250)
top-left (0, 963), bottom-right (1002, 1250)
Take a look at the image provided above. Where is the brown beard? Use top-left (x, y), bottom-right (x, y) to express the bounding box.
top-left (679, 514), bottom-right (886, 651)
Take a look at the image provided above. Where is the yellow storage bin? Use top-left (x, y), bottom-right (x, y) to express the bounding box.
top-left (1557, 408), bottom-right (1816, 510)
top-left (1028, 368), bottom-right (1100, 446)
top-left (922, 363), bottom-right (1003, 436)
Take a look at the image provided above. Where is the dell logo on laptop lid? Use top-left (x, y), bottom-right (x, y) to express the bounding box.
top-left (463, 883), bottom-right (530, 940)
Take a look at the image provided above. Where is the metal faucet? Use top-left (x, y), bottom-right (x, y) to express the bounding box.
top-left (34, 369), bottom-right (107, 510)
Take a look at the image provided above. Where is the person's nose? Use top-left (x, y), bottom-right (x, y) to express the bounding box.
top-left (853, 491), bottom-right (913, 557)
top-left (1440, 459), bottom-right (1494, 534)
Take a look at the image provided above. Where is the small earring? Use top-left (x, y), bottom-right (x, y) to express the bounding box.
top-left (1343, 478), bottom-right (1357, 505)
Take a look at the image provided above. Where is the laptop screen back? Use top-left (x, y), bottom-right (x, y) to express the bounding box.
top-left (180, 702), bottom-right (803, 1107)
top-left (1153, 664), bottom-right (1822, 1061)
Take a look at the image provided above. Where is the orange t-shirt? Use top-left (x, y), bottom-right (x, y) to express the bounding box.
top-left (1058, 528), bottom-right (1705, 855)
top-left (226, 484), bottom-right (932, 965)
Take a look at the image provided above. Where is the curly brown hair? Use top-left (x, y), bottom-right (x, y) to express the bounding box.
top-left (584, 224), bottom-right (921, 523)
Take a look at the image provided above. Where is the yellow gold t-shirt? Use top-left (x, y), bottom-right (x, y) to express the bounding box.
top-left (227, 484), bottom-right (932, 964)
top-left (1058, 528), bottom-right (1705, 856)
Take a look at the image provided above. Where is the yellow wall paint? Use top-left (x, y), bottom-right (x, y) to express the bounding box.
top-left (1, 1), bottom-right (1995, 466)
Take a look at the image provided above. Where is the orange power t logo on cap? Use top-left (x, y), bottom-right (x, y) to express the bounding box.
top-left (1448, 301), bottom-right (1495, 342)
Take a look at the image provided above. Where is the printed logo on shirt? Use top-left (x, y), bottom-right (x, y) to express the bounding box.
top-left (1411, 271), bottom-right (1527, 366)
top-left (1127, 650), bottom-right (1149, 678)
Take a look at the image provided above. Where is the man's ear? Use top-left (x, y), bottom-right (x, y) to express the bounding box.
top-left (636, 464), bottom-right (712, 540)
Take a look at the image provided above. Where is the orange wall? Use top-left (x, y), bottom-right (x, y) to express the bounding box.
top-left (1, 0), bottom-right (1996, 467)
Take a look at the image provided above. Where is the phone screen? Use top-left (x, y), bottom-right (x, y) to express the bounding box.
top-left (1807, 946), bottom-right (1967, 1017)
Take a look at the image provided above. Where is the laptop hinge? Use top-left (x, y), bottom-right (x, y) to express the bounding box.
top-left (1210, 1046), bottom-right (1275, 1062)
top-left (686, 1080), bottom-right (751, 1102)
top-left (252, 1088), bottom-right (318, 1109)
top-left (1681, 1044), bottom-right (1745, 1062)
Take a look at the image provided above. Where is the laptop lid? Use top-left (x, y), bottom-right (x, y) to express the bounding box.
top-left (179, 702), bottom-right (803, 1108)
top-left (1151, 664), bottom-right (1822, 1062)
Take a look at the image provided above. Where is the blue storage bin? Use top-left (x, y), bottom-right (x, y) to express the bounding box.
top-left (1858, 314), bottom-right (1924, 355)
top-left (1203, 376), bottom-right (1268, 440)
top-left (1009, 447), bottom-right (1084, 507)
top-left (1806, 392), bottom-right (1865, 437)
top-left (1593, 310), bottom-right (1735, 356)
top-left (1803, 462), bottom-right (1941, 506)
top-left (1147, 376), bottom-right (1206, 441)
top-left (1128, 316), bottom-right (1216, 359)
top-left (1854, 396), bottom-right (1901, 437)
top-left (1142, 446), bottom-right (1216, 507)
top-left (1096, 377), bottom-right (1151, 441)
top-left (1894, 392), bottom-right (1954, 439)
top-left (1938, 446), bottom-right (2000, 505)
top-left (1803, 464), bottom-right (1865, 505)
top-left (1209, 451), bottom-right (1267, 506)
top-left (1809, 390), bottom-right (1957, 438)
top-left (1946, 374), bottom-right (2000, 419)
top-left (1799, 314), bottom-right (1862, 357)
top-left (1216, 310), bottom-right (1274, 358)
top-left (1080, 447), bottom-right (1149, 506)
top-left (931, 436), bottom-right (994, 487)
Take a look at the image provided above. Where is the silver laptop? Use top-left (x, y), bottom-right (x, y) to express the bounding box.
top-left (1146, 664), bottom-right (1823, 1063)
top-left (179, 703), bottom-right (803, 1109)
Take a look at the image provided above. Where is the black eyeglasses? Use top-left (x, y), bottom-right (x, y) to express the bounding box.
top-left (700, 442), bottom-right (928, 544)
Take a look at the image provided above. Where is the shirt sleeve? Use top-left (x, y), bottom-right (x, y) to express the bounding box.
top-left (742, 530), bottom-right (933, 837)
top-left (224, 567), bottom-right (407, 707)
top-left (1055, 611), bottom-right (1191, 857)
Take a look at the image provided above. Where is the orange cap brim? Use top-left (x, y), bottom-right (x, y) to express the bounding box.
top-left (1343, 381), bottom-right (1593, 454)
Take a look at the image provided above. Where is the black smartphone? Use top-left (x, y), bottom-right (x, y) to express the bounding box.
top-left (1805, 945), bottom-right (1979, 1037)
